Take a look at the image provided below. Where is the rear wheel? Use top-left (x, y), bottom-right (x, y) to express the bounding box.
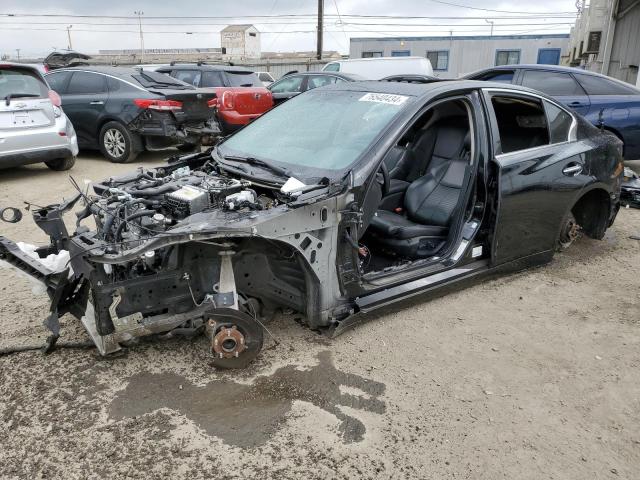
top-left (558, 212), bottom-right (581, 250)
top-left (45, 156), bottom-right (76, 171)
top-left (99, 121), bottom-right (143, 163)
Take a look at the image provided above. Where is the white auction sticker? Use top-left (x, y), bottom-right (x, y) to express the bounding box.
top-left (359, 93), bottom-right (409, 105)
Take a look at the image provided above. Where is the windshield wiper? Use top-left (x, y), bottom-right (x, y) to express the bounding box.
top-left (222, 154), bottom-right (290, 178)
top-left (4, 93), bottom-right (40, 106)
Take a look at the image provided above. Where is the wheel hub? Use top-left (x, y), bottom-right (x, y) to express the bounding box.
top-left (211, 324), bottom-right (246, 359)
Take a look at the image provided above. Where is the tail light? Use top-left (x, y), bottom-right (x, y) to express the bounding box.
top-left (207, 98), bottom-right (218, 109)
top-left (48, 90), bottom-right (62, 107)
top-left (134, 99), bottom-right (183, 112)
top-left (221, 91), bottom-right (234, 110)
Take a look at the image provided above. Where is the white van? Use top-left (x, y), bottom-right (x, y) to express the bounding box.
top-left (322, 56), bottom-right (434, 80)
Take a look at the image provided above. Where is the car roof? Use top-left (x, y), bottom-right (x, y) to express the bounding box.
top-left (47, 65), bottom-right (142, 79)
top-left (467, 64), bottom-right (608, 78)
top-left (157, 63), bottom-right (255, 73)
top-left (282, 72), bottom-right (364, 81)
top-left (324, 79), bottom-right (563, 101)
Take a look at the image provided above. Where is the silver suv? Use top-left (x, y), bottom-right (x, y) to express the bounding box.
top-left (0, 63), bottom-right (78, 170)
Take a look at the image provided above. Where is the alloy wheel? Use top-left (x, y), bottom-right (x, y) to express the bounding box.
top-left (104, 128), bottom-right (126, 159)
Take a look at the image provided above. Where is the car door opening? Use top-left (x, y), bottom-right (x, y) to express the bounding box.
top-left (359, 98), bottom-right (480, 273)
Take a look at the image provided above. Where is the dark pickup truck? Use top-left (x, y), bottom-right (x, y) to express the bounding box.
top-left (154, 64), bottom-right (273, 134)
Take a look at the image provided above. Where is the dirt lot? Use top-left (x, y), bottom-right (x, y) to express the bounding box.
top-left (1, 153), bottom-right (639, 479)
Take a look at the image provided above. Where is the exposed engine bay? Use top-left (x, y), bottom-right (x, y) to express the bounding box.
top-left (0, 149), bottom-right (348, 368)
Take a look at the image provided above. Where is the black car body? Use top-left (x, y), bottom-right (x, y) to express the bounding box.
top-left (0, 80), bottom-right (623, 368)
top-left (463, 64), bottom-right (640, 159)
top-left (44, 67), bottom-right (219, 162)
top-left (268, 71), bottom-right (364, 104)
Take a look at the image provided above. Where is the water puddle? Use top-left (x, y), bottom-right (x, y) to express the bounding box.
top-left (109, 351), bottom-right (386, 448)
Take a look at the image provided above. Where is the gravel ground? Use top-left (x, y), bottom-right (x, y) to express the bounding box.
top-left (0, 153), bottom-right (639, 479)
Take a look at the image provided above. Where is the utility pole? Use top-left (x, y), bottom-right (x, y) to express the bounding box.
top-left (316, 0), bottom-right (324, 60)
top-left (15, 48), bottom-right (20, 60)
top-left (485, 19), bottom-right (494, 36)
top-left (66, 25), bottom-right (73, 50)
top-left (135, 11), bottom-right (145, 62)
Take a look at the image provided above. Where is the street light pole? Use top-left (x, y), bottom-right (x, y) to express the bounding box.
top-left (66, 25), bottom-right (73, 50)
top-left (134, 11), bottom-right (145, 62)
top-left (15, 48), bottom-right (20, 60)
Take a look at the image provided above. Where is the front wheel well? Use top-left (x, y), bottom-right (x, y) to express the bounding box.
top-left (571, 188), bottom-right (611, 240)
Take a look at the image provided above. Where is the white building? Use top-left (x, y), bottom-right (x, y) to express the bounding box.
top-left (349, 34), bottom-right (570, 78)
top-left (566, 0), bottom-right (640, 86)
top-left (221, 25), bottom-right (261, 61)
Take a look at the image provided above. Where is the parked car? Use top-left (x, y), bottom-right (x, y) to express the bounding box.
top-left (0, 80), bottom-right (622, 367)
top-left (463, 65), bottom-right (640, 159)
top-left (0, 63), bottom-right (78, 170)
top-left (322, 56), bottom-right (434, 79)
top-left (256, 71), bottom-right (275, 86)
top-left (268, 71), bottom-right (364, 105)
top-left (153, 63), bottom-right (273, 134)
top-left (44, 66), bottom-right (218, 162)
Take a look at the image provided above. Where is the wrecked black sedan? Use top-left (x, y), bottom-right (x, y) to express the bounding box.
top-left (0, 80), bottom-right (623, 368)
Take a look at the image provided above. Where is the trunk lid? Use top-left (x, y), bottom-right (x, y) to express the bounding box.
top-left (149, 88), bottom-right (216, 123)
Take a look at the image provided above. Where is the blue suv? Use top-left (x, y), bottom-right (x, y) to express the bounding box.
top-left (465, 65), bottom-right (640, 159)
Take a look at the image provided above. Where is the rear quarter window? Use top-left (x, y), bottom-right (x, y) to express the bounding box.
top-left (544, 101), bottom-right (573, 143)
top-left (0, 67), bottom-right (48, 98)
top-left (575, 74), bottom-right (640, 95)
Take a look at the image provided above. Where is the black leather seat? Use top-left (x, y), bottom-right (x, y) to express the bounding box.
top-left (368, 125), bottom-right (470, 258)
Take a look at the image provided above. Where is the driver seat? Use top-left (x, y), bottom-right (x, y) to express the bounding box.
top-left (368, 130), bottom-right (471, 258)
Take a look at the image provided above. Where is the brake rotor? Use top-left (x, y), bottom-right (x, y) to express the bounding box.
top-left (204, 307), bottom-right (264, 369)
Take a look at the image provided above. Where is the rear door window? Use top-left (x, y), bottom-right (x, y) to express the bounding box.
top-left (0, 67), bottom-right (48, 99)
top-left (201, 71), bottom-right (225, 87)
top-left (574, 74), bottom-right (639, 95)
top-left (521, 70), bottom-right (584, 96)
top-left (66, 72), bottom-right (108, 94)
top-left (172, 70), bottom-right (202, 87)
top-left (45, 71), bottom-right (71, 94)
top-left (491, 95), bottom-right (550, 154)
top-left (225, 71), bottom-right (261, 87)
top-left (270, 75), bottom-right (304, 94)
top-left (544, 101), bottom-right (573, 143)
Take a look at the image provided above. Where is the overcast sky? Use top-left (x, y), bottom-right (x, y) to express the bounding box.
top-left (0, 0), bottom-right (580, 58)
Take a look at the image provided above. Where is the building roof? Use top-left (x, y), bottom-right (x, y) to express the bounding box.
top-left (221, 24), bottom-right (257, 33)
top-left (351, 33), bottom-right (570, 42)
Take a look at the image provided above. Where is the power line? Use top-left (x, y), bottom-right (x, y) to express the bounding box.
top-left (425, 0), bottom-right (577, 15)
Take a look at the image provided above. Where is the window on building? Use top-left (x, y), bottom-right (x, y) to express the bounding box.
top-left (362, 51), bottom-right (383, 58)
top-left (521, 70), bottom-right (584, 96)
top-left (575, 73), bottom-right (640, 95)
top-left (249, 32), bottom-right (257, 37)
top-left (495, 50), bottom-right (520, 66)
top-left (579, 41), bottom-right (584, 57)
top-left (586, 31), bottom-right (602, 53)
top-left (391, 50), bottom-right (411, 57)
top-left (426, 50), bottom-right (449, 71)
top-left (544, 101), bottom-right (573, 144)
top-left (491, 95), bottom-right (550, 154)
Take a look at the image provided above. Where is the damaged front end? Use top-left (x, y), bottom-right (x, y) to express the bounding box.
top-left (621, 167), bottom-right (640, 208)
top-left (0, 150), bottom-right (350, 367)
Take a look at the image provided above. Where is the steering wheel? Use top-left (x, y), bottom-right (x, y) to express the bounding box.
top-left (379, 161), bottom-right (391, 197)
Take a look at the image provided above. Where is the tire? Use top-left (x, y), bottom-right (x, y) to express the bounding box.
top-left (45, 156), bottom-right (76, 171)
top-left (99, 121), bottom-right (143, 163)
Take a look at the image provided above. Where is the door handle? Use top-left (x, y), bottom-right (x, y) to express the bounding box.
top-left (569, 101), bottom-right (582, 106)
top-left (562, 164), bottom-right (583, 176)
top-left (89, 101), bottom-right (104, 105)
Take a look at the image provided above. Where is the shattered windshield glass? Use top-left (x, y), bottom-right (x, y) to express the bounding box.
top-left (219, 90), bottom-right (412, 172)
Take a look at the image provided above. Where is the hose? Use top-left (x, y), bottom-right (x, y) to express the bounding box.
top-left (0, 341), bottom-right (95, 357)
top-left (114, 209), bottom-right (156, 242)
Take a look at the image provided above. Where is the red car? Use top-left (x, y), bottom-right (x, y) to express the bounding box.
top-left (155, 63), bottom-right (273, 134)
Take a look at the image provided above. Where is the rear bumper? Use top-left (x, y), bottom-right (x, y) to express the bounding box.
top-left (129, 111), bottom-right (220, 144)
top-left (0, 114), bottom-right (78, 169)
top-left (219, 110), bottom-right (263, 127)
